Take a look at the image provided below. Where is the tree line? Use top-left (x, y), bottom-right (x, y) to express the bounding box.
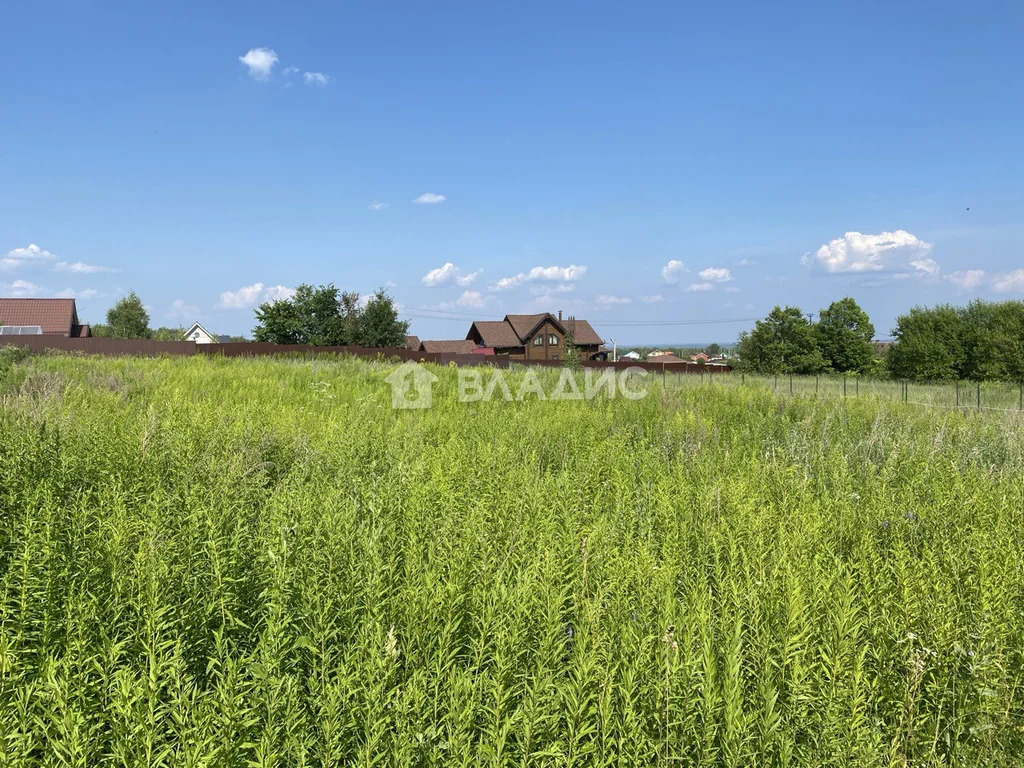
top-left (736, 297), bottom-right (1024, 382)
top-left (87, 285), bottom-right (408, 348)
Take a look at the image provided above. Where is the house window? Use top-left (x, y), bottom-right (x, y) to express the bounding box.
top-left (533, 336), bottom-right (544, 346)
top-left (548, 334), bottom-right (558, 345)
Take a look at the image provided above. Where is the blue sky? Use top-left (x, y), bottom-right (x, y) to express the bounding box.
top-left (3, 0), bottom-right (1023, 344)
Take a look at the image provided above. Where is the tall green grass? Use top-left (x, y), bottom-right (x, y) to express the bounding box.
top-left (0, 353), bottom-right (1022, 765)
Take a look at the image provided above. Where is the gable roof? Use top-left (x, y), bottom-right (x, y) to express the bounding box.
top-left (420, 339), bottom-right (479, 354)
top-left (182, 321), bottom-right (217, 341)
top-left (467, 320), bottom-right (522, 348)
top-left (505, 313), bottom-right (553, 341)
top-left (405, 335), bottom-right (421, 350)
top-left (0, 298), bottom-right (80, 335)
top-left (563, 318), bottom-right (602, 346)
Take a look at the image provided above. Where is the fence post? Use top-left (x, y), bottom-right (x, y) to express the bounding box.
top-left (977, 381), bottom-right (981, 411)
top-left (662, 363), bottom-right (666, 388)
top-left (843, 377), bottom-right (847, 398)
top-left (815, 376), bottom-right (819, 394)
top-left (1020, 381), bottom-right (1023, 411)
top-left (855, 378), bottom-right (859, 396)
top-left (741, 371), bottom-right (745, 385)
top-left (701, 370), bottom-right (704, 385)
top-left (775, 375), bottom-right (778, 392)
top-left (790, 375), bottom-right (793, 395)
top-left (956, 380), bottom-right (959, 408)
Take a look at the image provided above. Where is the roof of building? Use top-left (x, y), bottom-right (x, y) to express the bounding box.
top-left (0, 298), bottom-right (84, 336)
top-left (405, 335), bottom-right (421, 350)
top-left (649, 352), bottom-right (689, 364)
top-left (420, 339), bottom-right (480, 354)
top-left (469, 313), bottom-right (603, 348)
top-left (467, 320), bottom-right (522, 348)
top-left (183, 321), bottom-right (217, 341)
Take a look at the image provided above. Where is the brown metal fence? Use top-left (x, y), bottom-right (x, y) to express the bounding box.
top-left (0, 336), bottom-right (734, 374)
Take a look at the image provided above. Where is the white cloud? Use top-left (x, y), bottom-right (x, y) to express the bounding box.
top-left (1, 279), bottom-right (42, 297)
top-left (54, 287), bottom-right (98, 300)
top-left (3, 243), bottom-right (57, 270)
top-left (594, 294), bottom-right (631, 306)
top-left (218, 282), bottom-right (295, 309)
top-left (687, 282), bottom-right (714, 292)
top-left (735, 258), bottom-right (754, 266)
top-left (303, 71), bottom-right (329, 86)
top-left (992, 269), bottom-right (1024, 293)
top-left (530, 283), bottom-right (575, 294)
top-left (283, 65), bottom-right (299, 77)
top-left (368, 201), bottom-right (389, 211)
top-left (412, 193), bottom-right (446, 204)
top-left (945, 270), bottom-right (987, 290)
top-left (53, 261), bottom-right (118, 274)
top-left (640, 294), bottom-right (665, 304)
top-left (168, 299), bottom-right (200, 321)
top-left (661, 259), bottom-right (686, 284)
top-left (698, 266), bottom-right (732, 282)
top-left (910, 257), bottom-right (940, 276)
top-left (421, 262), bottom-right (481, 287)
top-left (239, 48), bottom-right (278, 81)
top-left (491, 264), bottom-right (587, 291)
top-left (440, 290), bottom-right (486, 310)
top-left (805, 230), bottom-right (933, 273)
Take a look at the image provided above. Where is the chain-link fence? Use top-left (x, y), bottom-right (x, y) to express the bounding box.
top-left (660, 369), bottom-right (1024, 413)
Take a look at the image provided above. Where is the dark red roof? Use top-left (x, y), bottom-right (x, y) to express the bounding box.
top-left (420, 339), bottom-right (479, 354)
top-left (468, 320), bottom-right (522, 348)
top-left (0, 298), bottom-right (83, 335)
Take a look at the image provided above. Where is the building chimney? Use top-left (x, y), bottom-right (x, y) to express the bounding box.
top-left (558, 310), bottom-right (562, 321)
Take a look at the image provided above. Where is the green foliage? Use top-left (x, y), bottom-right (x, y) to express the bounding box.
top-left (357, 289), bottom-right (410, 347)
top-left (736, 306), bottom-right (827, 374)
top-left (888, 304), bottom-right (967, 381)
top-left (151, 326), bottom-right (185, 342)
top-left (253, 284), bottom-right (407, 347)
top-left (562, 330), bottom-right (582, 369)
top-left (1, 354), bottom-right (1023, 764)
top-left (816, 297), bottom-right (875, 373)
top-left (704, 342), bottom-right (723, 356)
top-left (105, 291), bottom-right (151, 339)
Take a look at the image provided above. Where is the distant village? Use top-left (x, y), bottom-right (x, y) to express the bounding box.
top-left (0, 298), bottom-right (732, 365)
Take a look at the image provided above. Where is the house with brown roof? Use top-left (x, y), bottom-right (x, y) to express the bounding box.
top-left (0, 298), bottom-right (91, 337)
top-left (405, 335), bottom-right (421, 351)
top-left (466, 311), bottom-right (605, 361)
top-left (419, 339), bottom-right (479, 354)
top-left (648, 352), bottom-right (688, 364)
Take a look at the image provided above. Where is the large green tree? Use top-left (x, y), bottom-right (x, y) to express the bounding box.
top-left (816, 297), bottom-right (875, 373)
top-left (887, 304), bottom-right (965, 381)
top-left (252, 284), bottom-right (408, 347)
top-left (735, 306), bottom-right (827, 375)
top-left (357, 289), bottom-right (410, 347)
top-left (105, 292), bottom-right (151, 339)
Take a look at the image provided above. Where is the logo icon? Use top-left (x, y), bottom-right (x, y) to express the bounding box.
top-left (385, 361), bottom-right (438, 409)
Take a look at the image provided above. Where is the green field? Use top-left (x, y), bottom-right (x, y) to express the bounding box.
top-left (1, 353), bottom-right (1022, 766)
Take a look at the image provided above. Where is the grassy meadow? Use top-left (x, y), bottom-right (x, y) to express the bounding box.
top-left (0, 352), bottom-right (1023, 766)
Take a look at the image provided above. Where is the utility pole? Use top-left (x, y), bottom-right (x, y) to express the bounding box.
top-left (806, 313), bottom-right (815, 324)
top-left (609, 338), bottom-right (617, 362)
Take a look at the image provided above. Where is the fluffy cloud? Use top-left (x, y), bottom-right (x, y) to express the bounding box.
top-left (661, 259), bottom-right (686, 284)
top-left (640, 294), bottom-right (665, 304)
top-left (945, 268), bottom-right (1024, 293)
top-left (686, 282), bottom-right (714, 292)
top-left (594, 294), bottom-right (631, 306)
top-left (368, 201), bottom-right (389, 211)
top-left (303, 72), bottom-right (329, 86)
top-left (239, 48), bottom-right (278, 80)
top-left (945, 270), bottom-right (987, 290)
top-left (440, 290), bottom-right (486, 310)
top-left (1, 279), bottom-right (42, 297)
top-left (421, 262), bottom-right (481, 287)
top-left (53, 261), bottom-right (118, 274)
top-left (491, 264), bottom-right (587, 291)
top-left (412, 193), bottom-right (446, 204)
top-left (2, 243), bottom-right (57, 270)
top-left (218, 282), bottom-right (295, 309)
top-left (992, 269), bottom-right (1024, 293)
top-left (910, 258), bottom-right (940, 276)
top-left (805, 230), bottom-right (933, 273)
top-left (698, 266), bottom-right (732, 282)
